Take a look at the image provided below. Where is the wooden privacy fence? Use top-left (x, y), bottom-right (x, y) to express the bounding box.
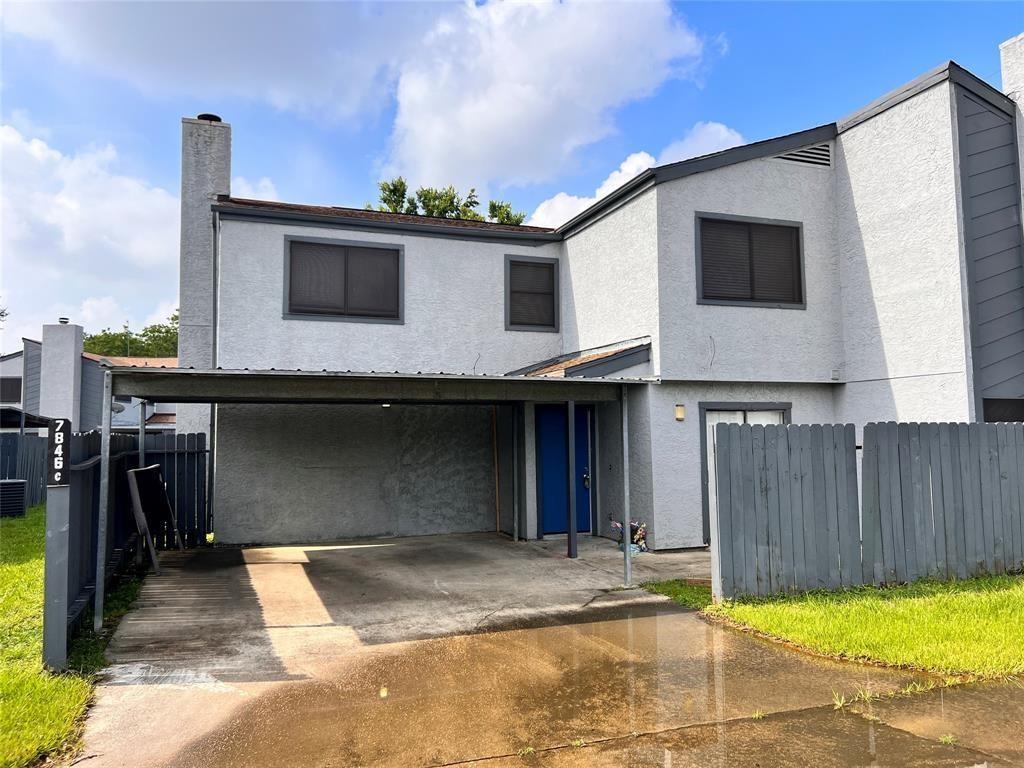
top-left (711, 423), bottom-right (859, 598)
top-left (58, 431), bottom-right (209, 633)
top-left (711, 421), bottom-right (1024, 599)
top-left (0, 433), bottom-right (47, 506)
top-left (862, 422), bottom-right (1024, 584)
top-left (140, 432), bottom-right (209, 548)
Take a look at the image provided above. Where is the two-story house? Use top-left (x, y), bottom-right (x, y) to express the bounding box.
top-left (169, 35), bottom-right (1024, 551)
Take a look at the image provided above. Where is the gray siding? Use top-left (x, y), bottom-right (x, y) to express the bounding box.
top-left (79, 359), bottom-right (105, 431)
top-left (957, 85), bottom-right (1024, 402)
top-left (23, 341), bottom-right (41, 416)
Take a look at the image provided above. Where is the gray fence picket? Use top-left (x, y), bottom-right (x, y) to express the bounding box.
top-left (797, 426), bottom-right (814, 591)
top-left (727, 423), bottom-right (746, 594)
top-left (714, 424), bottom-right (735, 597)
top-left (948, 425), bottom-right (968, 580)
top-left (776, 427), bottom-right (795, 590)
top-left (1011, 428), bottom-right (1019, 573)
top-left (739, 425), bottom-right (758, 595)
top-left (861, 425), bottom-right (882, 585)
top-left (821, 425), bottom-right (841, 589)
top-left (909, 424), bottom-right (932, 576)
top-left (897, 423), bottom-right (918, 581)
top-left (764, 425), bottom-right (783, 593)
top-left (751, 426), bottom-right (769, 594)
top-left (836, 425), bottom-right (858, 586)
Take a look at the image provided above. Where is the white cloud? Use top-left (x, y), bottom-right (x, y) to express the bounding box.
top-left (657, 121), bottom-right (744, 165)
top-left (232, 176), bottom-right (279, 201)
top-left (385, 1), bottom-right (701, 191)
top-left (0, 125), bottom-right (179, 350)
top-left (1, 2), bottom-right (436, 121)
top-left (3, 1), bottom-right (706, 192)
top-left (528, 121), bottom-right (745, 227)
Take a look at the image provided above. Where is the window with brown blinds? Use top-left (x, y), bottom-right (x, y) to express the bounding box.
top-left (698, 217), bottom-right (803, 306)
top-left (507, 257), bottom-right (558, 330)
top-left (288, 240), bottom-right (400, 320)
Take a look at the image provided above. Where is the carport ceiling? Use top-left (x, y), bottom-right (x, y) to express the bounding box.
top-left (110, 367), bottom-right (641, 404)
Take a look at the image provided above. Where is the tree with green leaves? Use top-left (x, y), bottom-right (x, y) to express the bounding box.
top-left (375, 177), bottom-right (418, 214)
top-left (488, 200), bottom-right (526, 226)
top-left (368, 177), bottom-right (526, 225)
top-left (84, 311), bottom-right (179, 357)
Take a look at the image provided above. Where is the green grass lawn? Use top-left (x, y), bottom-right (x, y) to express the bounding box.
top-left (0, 505), bottom-right (139, 768)
top-left (645, 575), bottom-right (1024, 677)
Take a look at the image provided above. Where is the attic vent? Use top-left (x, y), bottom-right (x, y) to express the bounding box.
top-left (774, 142), bottom-right (832, 167)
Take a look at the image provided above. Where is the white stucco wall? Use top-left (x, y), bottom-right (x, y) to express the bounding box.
top-left (655, 156), bottom-right (842, 382)
top-left (560, 189), bottom-right (661, 367)
top-left (643, 381), bottom-right (838, 549)
top-left (835, 81), bottom-right (972, 425)
top-left (216, 220), bottom-right (564, 374)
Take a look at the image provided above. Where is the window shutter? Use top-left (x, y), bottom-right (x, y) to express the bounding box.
top-left (700, 219), bottom-right (752, 300)
top-left (346, 247), bottom-right (400, 318)
top-left (289, 242), bottom-right (346, 314)
top-left (509, 261), bottom-right (556, 328)
top-left (751, 224), bottom-right (800, 303)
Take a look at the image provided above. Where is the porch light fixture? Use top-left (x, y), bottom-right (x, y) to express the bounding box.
top-left (381, 403), bottom-right (391, 409)
top-left (674, 404), bottom-right (686, 422)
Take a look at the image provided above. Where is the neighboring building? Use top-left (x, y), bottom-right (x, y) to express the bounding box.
top-left (0, 333), bottom-right (177, 433)
top-left (172, 37), bottom-right (1024, 549)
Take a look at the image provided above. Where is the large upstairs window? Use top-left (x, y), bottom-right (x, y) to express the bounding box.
top-left (287, 239), bottom-right (402, 322)
top-left (698, 215), bottom-right (804, 307)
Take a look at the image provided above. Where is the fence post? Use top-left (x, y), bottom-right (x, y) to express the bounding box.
top-left (93, 372), bottom-right (113, 632)
top-left (42, 419), bottom-right (72, 671)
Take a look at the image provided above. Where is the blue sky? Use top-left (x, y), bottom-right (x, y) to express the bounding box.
top-left (1, 1), bottom-right (1020, 347)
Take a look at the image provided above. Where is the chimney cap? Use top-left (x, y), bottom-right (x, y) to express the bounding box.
top-left (196, 113), bottom-right (222, 123)
top-left (58, 317), bottom-right (69, 325)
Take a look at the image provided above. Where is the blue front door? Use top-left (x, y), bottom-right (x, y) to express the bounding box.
top-left (537, 404), bottom-right (593, 535)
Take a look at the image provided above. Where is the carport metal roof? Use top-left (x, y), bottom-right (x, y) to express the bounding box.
top-left (109, 366), bottom-right (646, 404)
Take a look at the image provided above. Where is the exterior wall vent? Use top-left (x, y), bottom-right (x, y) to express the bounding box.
top-left (772, 142), bottom-right (832, 167)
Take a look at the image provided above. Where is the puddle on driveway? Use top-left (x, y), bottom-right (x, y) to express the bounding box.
top-left (168, 604), bottom-right (1009, 768)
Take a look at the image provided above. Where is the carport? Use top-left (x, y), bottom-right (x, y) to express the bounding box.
top-left (92, 367), bottom-right (643, 628)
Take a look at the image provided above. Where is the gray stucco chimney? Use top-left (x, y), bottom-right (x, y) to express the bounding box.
top-left (40, 321), bottom-right (83, 428)
top-left (178, 115), bottom-right (230, 433)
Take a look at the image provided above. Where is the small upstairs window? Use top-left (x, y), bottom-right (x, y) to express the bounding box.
top-left (698, 216), bottom-right (803, 307)
top-left (0, 377), bottom-right (21, 403)
top-left (287, 239), bottom-right (401, 321)
top-left (506, 256), bottom-right (559, 331)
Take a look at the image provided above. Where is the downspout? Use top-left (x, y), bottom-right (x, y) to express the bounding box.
top-left (208, 209), bottom-right (221, 538)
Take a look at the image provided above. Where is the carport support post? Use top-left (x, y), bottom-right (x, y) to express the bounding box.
top-left (621, 385), bottom-right (632, 588)
top-left (93, 371), bottom-right (113, 632)
top-left (138, 401), bottom-right (146, 467)
top-left (567, 400), bottom-right (578, 559)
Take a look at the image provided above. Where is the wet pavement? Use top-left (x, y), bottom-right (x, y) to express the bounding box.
top-left (155, 604), bottom-right (1002, 768)
top-left (78, 540), bottom-right (1021, 767)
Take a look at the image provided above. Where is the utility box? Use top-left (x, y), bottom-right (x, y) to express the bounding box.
top-left (0, 479), bottom-right (27, 518)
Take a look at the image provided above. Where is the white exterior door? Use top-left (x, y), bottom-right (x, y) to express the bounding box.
top-left (704, 408), bottom-right (786, 543)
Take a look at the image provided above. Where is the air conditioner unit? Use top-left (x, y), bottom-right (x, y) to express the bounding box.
top-left (0, 480), bottom-right (28, 518)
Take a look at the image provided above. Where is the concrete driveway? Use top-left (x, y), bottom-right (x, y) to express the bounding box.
top-left (80, 534), bottom-right (707, 765)
top-left (77, 535), bottom-right (1021, 767)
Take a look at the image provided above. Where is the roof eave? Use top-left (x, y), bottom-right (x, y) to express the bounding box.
top-left (837, 60), bottom-right (1013, 133)
top-left (214, 204), bottom-right (561, 244)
